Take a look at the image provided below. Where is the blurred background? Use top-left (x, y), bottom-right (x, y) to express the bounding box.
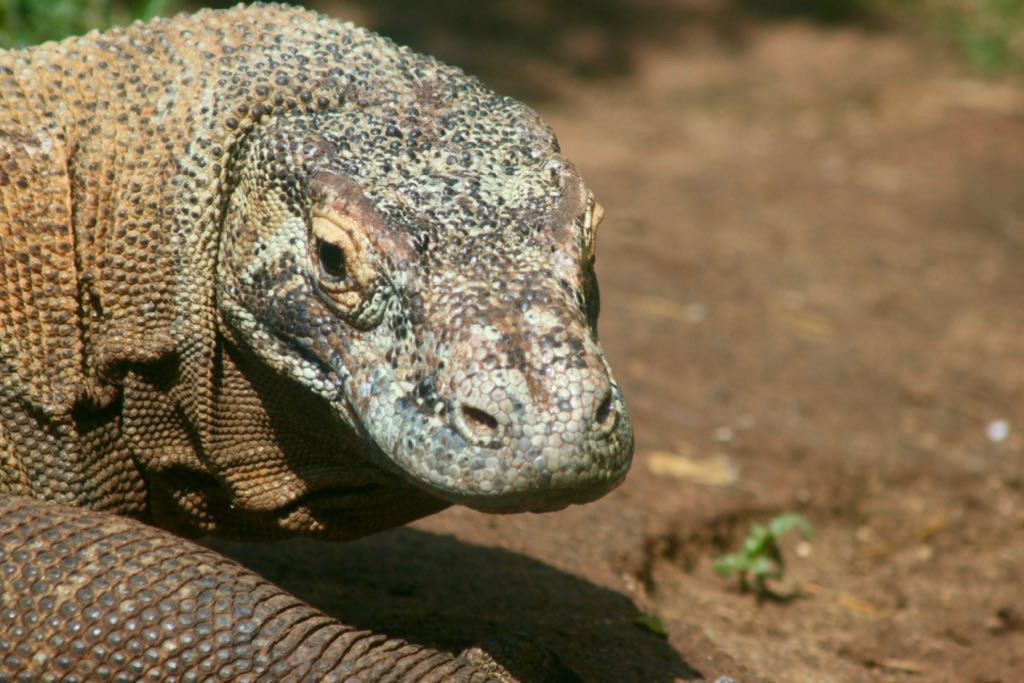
top-left (3, 2), bottom-right (1024, 82)
top-left (4, 1), bottom-right (1023, 680)
top-left (329, 0), bottom-right (1024, 91)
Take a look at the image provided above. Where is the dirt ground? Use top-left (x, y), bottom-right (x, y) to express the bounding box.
top-left (211, 1), bottom-right (1024, 680)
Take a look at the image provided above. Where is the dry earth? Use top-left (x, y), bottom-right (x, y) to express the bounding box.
top-left (210, 2), bottom-right (1024, 680)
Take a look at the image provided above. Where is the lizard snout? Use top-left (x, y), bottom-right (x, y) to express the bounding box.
top-left (425, 362), bottom-right (632, 512)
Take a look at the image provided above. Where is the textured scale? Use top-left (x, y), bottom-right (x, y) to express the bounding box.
top-left (0, 497), bottom-right (501, 681)
top-left (0, 3), bottom-right (633, 679)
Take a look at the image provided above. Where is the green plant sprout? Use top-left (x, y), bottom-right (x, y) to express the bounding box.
top-left (714, 512), bottom-right (812, 597)
top-left (633, 612), bottom-right (668, 639)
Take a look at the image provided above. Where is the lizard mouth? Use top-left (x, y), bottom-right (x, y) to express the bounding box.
top-left (441, 480), bottom-right (624, 514)
top-left (276, 480), bottom-right (449, 539)
top-left (292, 483), bottom-right (385, 509)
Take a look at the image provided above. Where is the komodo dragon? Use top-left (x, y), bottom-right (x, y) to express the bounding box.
top-left (0, 3), bottom-right (634, 680)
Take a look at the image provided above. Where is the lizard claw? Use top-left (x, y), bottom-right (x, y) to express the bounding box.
top-left (456, 634), bottom-right (583, 683)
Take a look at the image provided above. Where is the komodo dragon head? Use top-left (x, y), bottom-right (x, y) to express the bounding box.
top-left (214, 78), bottom-right (633, 517)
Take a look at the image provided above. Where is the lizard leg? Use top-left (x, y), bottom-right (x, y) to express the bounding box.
top-left (0, 496), bottom-right (510, 682)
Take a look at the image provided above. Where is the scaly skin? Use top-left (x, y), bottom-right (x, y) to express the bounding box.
top-left (0, 3), bottom-right (633, 678)
top-left (0, 497), bottom-right (511, 681)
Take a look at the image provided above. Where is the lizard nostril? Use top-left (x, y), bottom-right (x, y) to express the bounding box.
top-left (594, 390), bottom-right (613, 425)
top-left (455, 404), bottom-right (502, 446)
top-left (462, 405), bottom-right (499, 433)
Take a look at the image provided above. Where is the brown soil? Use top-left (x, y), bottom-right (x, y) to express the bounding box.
top-left (210, 2), bottom-right (1024, 680)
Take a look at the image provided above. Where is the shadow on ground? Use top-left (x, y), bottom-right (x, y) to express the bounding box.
top-left (206, 528), bottom-right (700, 682)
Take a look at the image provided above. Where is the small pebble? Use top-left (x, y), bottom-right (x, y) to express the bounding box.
top-left (685, 302), bottom-right (706, 323)
top-left (714, 425), bottom-right (735, 443)
top-left (986, 419), bottom-right (1010, 443)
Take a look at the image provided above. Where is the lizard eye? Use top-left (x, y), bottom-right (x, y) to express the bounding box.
top-left (583, 193), bottom-right (604, 263)
top-left (317, 238), bottom-right (348, 281)
top-left (580, 192), bottom-right (604, 330)
top-left (305, 172), bottom-right (390, 329)
top-left (310, 212), bottom-right (371, 310)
